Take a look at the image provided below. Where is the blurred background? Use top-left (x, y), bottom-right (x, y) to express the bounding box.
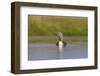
top-left (28, 15), bottom-right (88, 44)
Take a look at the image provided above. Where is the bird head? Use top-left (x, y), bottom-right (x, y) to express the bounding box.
top-left (55, 32), bottom-right (64, 41)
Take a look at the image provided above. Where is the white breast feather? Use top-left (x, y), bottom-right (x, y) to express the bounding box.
top-left (58, 41), bottom-right (63, 48)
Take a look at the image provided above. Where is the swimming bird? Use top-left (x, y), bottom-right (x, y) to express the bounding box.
top-left (55, 32), bottom-right (67, 58)
top-left (56, 32), bottom-right (67, 47)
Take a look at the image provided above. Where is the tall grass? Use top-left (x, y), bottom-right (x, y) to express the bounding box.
top-left (28, 15), bottom-right (88, 36)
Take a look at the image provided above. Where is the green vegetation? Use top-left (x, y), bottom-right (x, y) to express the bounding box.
top-left (28, 36), bottom-right (87, 44)
top-left (28, 15), bottom-right (88, 36)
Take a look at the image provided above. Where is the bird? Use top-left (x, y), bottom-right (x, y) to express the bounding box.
top-left (56, 32), bottom-right (67, 47)
top-left (55, 32), bottom-right (67, 58)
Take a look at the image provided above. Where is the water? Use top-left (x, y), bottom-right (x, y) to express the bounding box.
top-left (28, 42), bottom-right (88, 61)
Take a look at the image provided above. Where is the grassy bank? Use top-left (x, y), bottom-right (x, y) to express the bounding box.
top-left (28, 15), bottom-right (88, 36)
top-left (28, 36), bottom-right (87, 44)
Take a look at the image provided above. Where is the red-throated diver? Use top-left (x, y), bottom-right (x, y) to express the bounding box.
top-left (56, 32), bottom-right (67, 47)
top-left (56, 32), bottom-right (67, 58)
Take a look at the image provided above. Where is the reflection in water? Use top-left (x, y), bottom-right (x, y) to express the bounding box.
top-left (57, 45), bottom-right (63, 59)
top-left (28, 43), bottom-right (88, 61)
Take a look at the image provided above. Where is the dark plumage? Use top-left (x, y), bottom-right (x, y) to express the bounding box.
top-left (56, 41), bottom-right (67, 47)
top-left (55, 32), bottom-right (67, 47)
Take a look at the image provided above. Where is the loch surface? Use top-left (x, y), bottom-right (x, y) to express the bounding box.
top-left (28, 42), bottom-right (88, 61)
